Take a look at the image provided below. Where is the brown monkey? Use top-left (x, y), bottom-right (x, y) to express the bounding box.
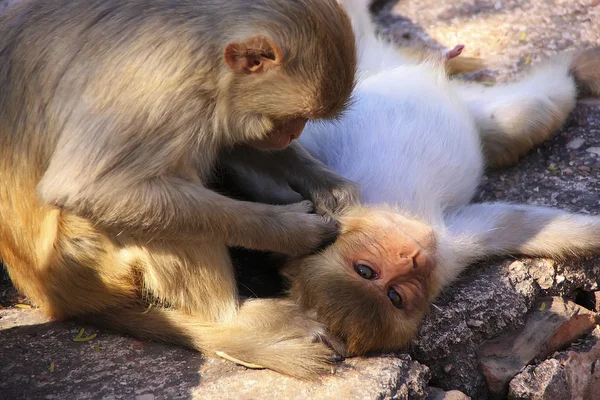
top-left (278, 0), bottom-right (600, 356)
top-left (0, 0), bottom-right (359, 378)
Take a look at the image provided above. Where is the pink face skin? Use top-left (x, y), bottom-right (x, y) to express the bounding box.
top-left (341, 229), bottom-right (435, 313)
top-left (249, 117), bottom-right (308, 150)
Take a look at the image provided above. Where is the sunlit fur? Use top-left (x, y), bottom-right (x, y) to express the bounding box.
top-left (288, 0), bottom-right (600, 355)
top-left (0, 0), bottom-right (359, 379)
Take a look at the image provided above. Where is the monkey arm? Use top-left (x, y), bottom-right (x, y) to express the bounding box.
top-left (36, 127), bottom-right (336, 257)
top-left (40, 171), bottom-right (336, 256)
top-left (222, 142), bottom-right (361, 214)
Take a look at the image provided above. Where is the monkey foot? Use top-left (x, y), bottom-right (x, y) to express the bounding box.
top-left (445, 44), bottom-right (465, 59)
top-left (215, 351), bottom-right (266, 369)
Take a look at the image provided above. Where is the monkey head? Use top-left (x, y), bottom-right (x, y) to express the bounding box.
top-left (218, 0), bottom-right (357, 150)
top-left (284, 207), bottom-right (441, 356)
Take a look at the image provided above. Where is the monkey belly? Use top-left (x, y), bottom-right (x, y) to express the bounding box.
top-left (301, 64), bottom-right (484, 214)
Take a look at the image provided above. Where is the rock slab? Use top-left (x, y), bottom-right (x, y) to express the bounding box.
top-left (508, 327), bottom-right (600, 400)
top-left (0, 308), bottom-right (432, 400)
top-left (477, 297), bottom-right (599, 398)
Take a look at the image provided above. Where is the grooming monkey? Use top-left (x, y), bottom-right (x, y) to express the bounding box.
top-left (234, 0), bottom-right (600, 357)
top-left (0, 0), bottom-right (361, 377)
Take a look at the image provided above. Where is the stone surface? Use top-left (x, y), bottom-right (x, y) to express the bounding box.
top-left (508, 327), bottom-right (600, 400)
top-left (408, 258), bottom-right (600, 398)
top-left (477, 297), bottom-right (599, 398)
top-left (0, 308), bottom-right (431, 400)
top-left (427, 387), bottom-right (472, 400)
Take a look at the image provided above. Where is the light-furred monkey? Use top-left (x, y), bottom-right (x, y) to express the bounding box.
top-left (0, 0), bottom-right (361, 378)
top-left (278, 0), bottom-right (600, 356)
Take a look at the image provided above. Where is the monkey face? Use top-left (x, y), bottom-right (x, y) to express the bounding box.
top-left (284, 207), bottom-right (441, 356)
top-left (219, 0), bottom-right (357, 150)
top-left (247, 117), bottom-right (308, 150)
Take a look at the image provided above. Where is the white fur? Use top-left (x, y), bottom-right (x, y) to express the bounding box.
top-left (300, 0), bottom-right (600, 286)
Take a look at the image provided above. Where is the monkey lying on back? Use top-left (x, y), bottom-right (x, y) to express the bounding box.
top-left (238, 0), bottom-right (600, 357)
top-left (0, 0), bottom-right (360, 378)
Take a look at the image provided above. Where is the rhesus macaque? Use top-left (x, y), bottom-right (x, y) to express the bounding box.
top-left (0, 0), bottom-right (360, 378)
top-left (245, 0), bottom-right (600, 356)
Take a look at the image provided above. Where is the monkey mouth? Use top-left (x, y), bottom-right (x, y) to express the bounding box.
top-left (271, 134), bottom-right (294, 149)
top-left (249, 133), bottom-right (294, 150)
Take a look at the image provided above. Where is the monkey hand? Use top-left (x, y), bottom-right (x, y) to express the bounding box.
top-left (306, 176), bottom-right (362, 216)
top-left (267, 200), bottom-right (339, 256)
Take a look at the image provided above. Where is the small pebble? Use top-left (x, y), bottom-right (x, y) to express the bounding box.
top-left (467, 319), bottom-right (484, 327)
top-left (585, 147), bottom-right (600, 157)
top-left (547, 163), bottom-right (559, 172)
top-left (578, 165), bottom-right (591, 172)
top-left (566, 138), bottom-right (585, 149)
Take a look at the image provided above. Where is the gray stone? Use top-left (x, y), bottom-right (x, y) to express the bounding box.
top-left (586, 147), bottom-right (600, 157)
top-left (427, 387), bottom-right (471, 400)
top-left (0, 309), bottom-right (431, 400)
top-left (567, 138), bottom-right (586, 150)
top-left (477, 297), bottom-right (599, 398)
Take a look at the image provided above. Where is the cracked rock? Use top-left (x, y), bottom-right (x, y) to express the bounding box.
top-left (508, 327), bottom-right (600, 400)
top-left (477, 297), bottom-right (599, 398)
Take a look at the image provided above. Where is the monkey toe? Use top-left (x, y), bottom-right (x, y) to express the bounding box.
top-left (572, 47), bottom-right (600, 98)
top-left (280, 200), bottom-right (316, 214)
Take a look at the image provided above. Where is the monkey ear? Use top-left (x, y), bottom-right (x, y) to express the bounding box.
top-left (224, 35), bottom-right (283, 74)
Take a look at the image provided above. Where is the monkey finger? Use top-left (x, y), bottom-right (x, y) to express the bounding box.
top-left (311, 179), bottom-right (362, 216)
top-left (310, 331), bottom-right (347, 361)
top-left (310, 216), bottom-right (339, 254)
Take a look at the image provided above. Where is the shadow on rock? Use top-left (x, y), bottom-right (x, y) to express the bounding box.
top-left (0, 309), bottom-right (204, 400)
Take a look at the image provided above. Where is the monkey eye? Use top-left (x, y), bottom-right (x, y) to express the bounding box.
top-left (354, 263), bottom-right (376, 280)
top-left (388, 289), bottom-right (403, 309)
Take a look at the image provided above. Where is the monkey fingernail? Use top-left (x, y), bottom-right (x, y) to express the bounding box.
top-left (215, 351), bottom-right (265, 370)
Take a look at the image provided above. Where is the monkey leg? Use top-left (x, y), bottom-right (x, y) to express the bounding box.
top-left (87, 296), bottom-right (338, 379)
top-left (444, 203), bottom-right (600, 282)
top-left (123, 239), bottom-right (239, 322)
top-left (452, 57), bottom-right (577, 168)
top-left (452, 48), bottom-right (600, 168)
top-left (107, 239), bottom-right (339, 379)
top-left (2, 205), bottom-right (338, 379)
top-left (1, 208), bottom-right (140, 320)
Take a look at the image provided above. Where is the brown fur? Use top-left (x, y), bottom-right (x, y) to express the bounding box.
top-left (572, 48), bottom-right (600, 98)
top-left (0, 0), bottom-right (359, 378)
top-left (401, 47), bottom-right (486, 75)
